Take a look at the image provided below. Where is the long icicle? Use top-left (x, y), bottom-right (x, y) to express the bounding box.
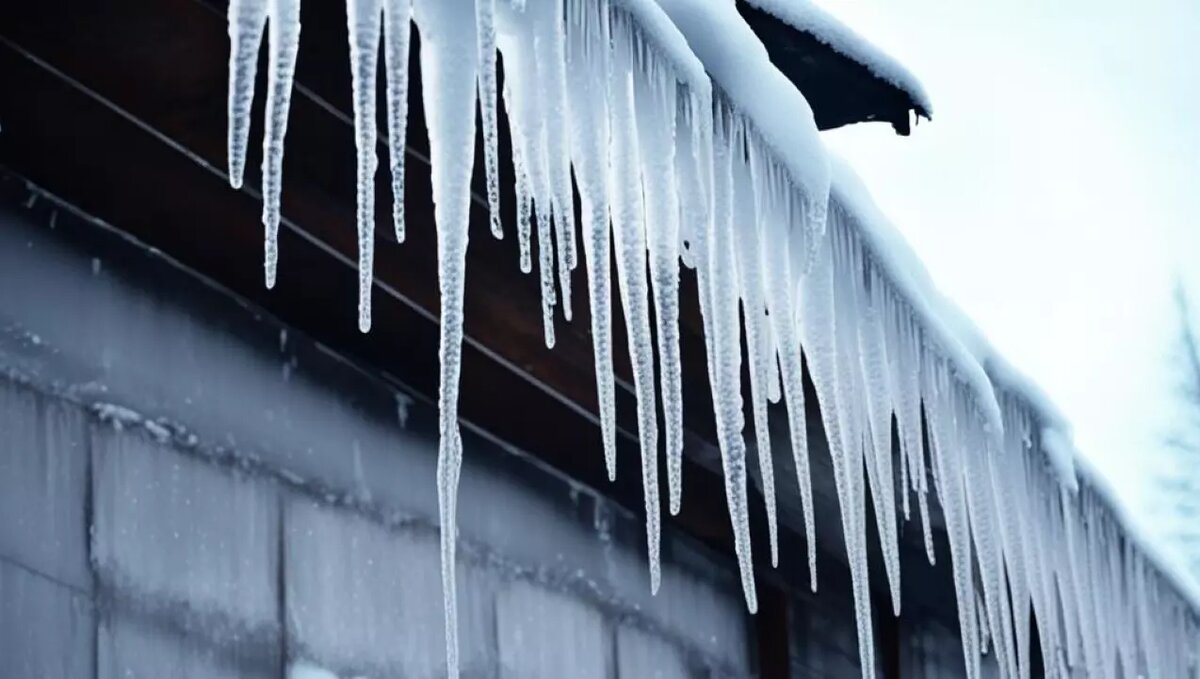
top-left (636, 56), bottom-right (685, 526)
top-left (753, 143), bottom-right (817, 588)
top-left (382, 0), bottom-right (412, 243)
top-left (669, 93), bottom-right (713, 513)
top-left (475, 0), bottom-right (502, 240)
top-left (926, 369), bottom-right (981, 679)
top-left (609, 16), bottom-right (661, 592)
top-left (412, 0), bottom-right (478, 674)
top-left (346, 0), bottom-right (382, 332)
top-left (564, 0), bottom-right (618, 480)
top-left (858, 264), bottom-right (901, 615)
top-left (710, 101), bottom-right (757, 611)
top-left (497, 3), bottom-right (558, 346)
top-left (731, 134), bottom-right (779, 567)
top-left (227, 0), bottom-right (267, 190)
top-left (533, 0), bottom-right (577, 318)
top-left (261, 0), bottom-right (301, 289)
top-left (831, 221), bottom-right (876, 679)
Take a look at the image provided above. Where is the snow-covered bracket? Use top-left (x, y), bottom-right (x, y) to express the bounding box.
top-left (223, 0), bottom-right (1200, 677)
top-left (739, 0), bottom-right (932, 121)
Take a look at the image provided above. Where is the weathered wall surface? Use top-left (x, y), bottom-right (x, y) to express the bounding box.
top-left (0, 374), bottom-right (755, 678)
top-left (0, 178), bottom-right (977, 677)
top-left (0, 185), bottom-right (753, 678)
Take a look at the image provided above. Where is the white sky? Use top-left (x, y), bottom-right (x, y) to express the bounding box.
top-left (814, 0), bottom-right (1200, 527)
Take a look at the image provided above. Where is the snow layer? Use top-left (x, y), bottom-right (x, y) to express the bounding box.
top-left (224, 0), bottom-right (1200, 677)
top-left (656, 0), bottom-right (831, 213)
top-left (741, 0), bottom-right (932, 116)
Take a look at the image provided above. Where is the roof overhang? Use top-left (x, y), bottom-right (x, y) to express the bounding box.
top-left (736, 0), bottom-right (931, 134)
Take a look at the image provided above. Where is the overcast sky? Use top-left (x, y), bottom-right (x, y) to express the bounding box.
top-left (814, 0), bottom-right (1200, 535)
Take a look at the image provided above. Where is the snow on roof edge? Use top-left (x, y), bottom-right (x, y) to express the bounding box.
top-left (654, 0), bottom-right (831, 205)
top-left (611, 0), bottom-right (712, 96)
top-left (740, 0), bottom-right (932, 117)
top-left (1073, 452), bottom-right (1200, 614)
top-left (829, 155), bottom-right (1200, 617)
top-left (828, 158), bottom-right (1002, 434)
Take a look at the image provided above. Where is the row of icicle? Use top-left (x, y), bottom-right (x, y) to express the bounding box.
top-left (225, 0), bottom-right (1200, 676)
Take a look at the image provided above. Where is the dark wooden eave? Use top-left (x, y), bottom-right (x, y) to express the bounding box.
top-left (737, 0), bottom-right (929, 135)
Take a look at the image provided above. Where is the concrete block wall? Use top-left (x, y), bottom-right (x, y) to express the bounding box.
top-left (0, 172), bottom-right (980, 678)
top-left (0, 382), bottom-right (95, 679)
top-left (0, 191), bottom-right (761, 677)
top-left (0, 375), bottom-right (757, 678)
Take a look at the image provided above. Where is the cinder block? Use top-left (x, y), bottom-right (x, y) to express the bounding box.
top-left (616, 625), bottom-right (693, 679)
top-left (0, 558), bottom-right (94, 679)
top-left (789, 592), bottom-right (863, 678)
top-left (496, 580), bottom-right (609, 679)
top-left (0, 382), bottom-right (90, 590)
top-left (91, 429), bottom-right (279, 643)
top-left (653, 563), bottom-right (751, 672)
top-left (899, 616), bottom-right (982, 679)
top-left (284, 498), bottom-right (496, 678)
top-left (98, 612), bottom-right (279, 679)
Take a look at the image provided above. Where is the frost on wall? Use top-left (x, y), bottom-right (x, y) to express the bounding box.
top-left (223, 0), bottom-right (1200, 677)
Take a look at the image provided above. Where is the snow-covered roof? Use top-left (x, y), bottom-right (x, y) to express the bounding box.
top-left (222, 0), bottom-right (1199, 676)
top-left (740, 0), bottom-right (932, 118)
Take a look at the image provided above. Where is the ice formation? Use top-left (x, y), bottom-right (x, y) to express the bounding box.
top-left (224, 0), bottom-right (1200, 676)
top-left (227, 0), bottom-right (301, 291)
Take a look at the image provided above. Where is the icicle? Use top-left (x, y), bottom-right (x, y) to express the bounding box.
top-left (731, 133), bottom-right (778, 567)
top-left (382, 0), bottom-right (412, 243)
top-left (960, 409), bottom-right (1017, 679)
top-left (1060, 483), bottom-right (1095, 674)
top-left (475, 0), bottom-right (502, 240)
top-left (751, 153), bottom-right (817, 585)
top-left (668, 92), bottom-right (714, 513)
top-left (858, 263), bottom-right (901, 615)
top-left (347, 0), bottom-right (382, 332)
top-left (531, 0), bottom-right (577, 318)
top-left (496, 2), bottom-right (563, 343)
top-left (260, 0), bottom-right (301, 289)
top-left (516, 162), bottom-right (533, 273)
top-left (830, 221), bottom-right (876, 678)
top-left (898, 427), bottom-right (911, 522)
top-left (709, 101), bottom-right (757, 611)
top-left (892, 310), bottom-right (935, 565)
top-left (564, 0), bottom-right (617, 481)
top-left (224, 0), bottom-right (297, 285)
top-left (766, 335), bottom-right (783, 405)
top-left (609, 21), bottom-right (661, 592)
top-left (227, 0), bottom-right (267, 190)
top-left (1028, 462), bottom-right (1062, 673)
top-left (536, 204), bottom-right (558, 348)
top-left (997, 399), bottom-right (1034, 679)
top-left (924, 365), bottom-right (981, 679)
top-left (636, 61), bottom-right (685, 524)
top-left (799, 214), bottom-right (877, 672)
top-left (917, 483), bottom-right (935, 565)
top-left (411, 0), bottom-right (478, 674)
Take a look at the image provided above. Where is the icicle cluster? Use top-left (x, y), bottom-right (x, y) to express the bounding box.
top-left (825, 187), bottom-right (1200, 678)
top-left (224, 0), bottom-right (1200, 676)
